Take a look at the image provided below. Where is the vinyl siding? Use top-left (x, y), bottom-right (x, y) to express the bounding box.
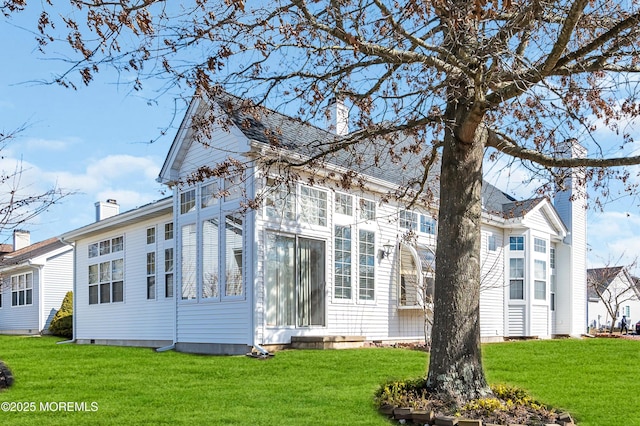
top-left (479, 225), bottom-right (505, 338)
top-left (74, 213), bottom-right (174, 342)
top-left (41, 249), bottom-right (74, 331)
top-left (508, 305), bottom-right (526, 336)
top-left (0, 268), bottom-right (40, 333)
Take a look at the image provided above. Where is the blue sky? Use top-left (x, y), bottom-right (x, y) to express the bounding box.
top-left (1, 8), bottom-right (640, 272)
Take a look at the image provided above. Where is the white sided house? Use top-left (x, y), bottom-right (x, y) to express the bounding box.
top-left (64, 93), bottom-right (588, 354)
top-left (587, 266), bottom-right (640, 331)
top-left (0, 231), bottom-right (73, 334)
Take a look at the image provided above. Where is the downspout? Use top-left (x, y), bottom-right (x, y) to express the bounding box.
top-left (56, 237), bottom-right (76, 344)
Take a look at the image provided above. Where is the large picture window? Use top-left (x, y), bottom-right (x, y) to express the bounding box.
top-left (359, 230), bottom-right (375, 300)
top-left (181, 224), bottom-right (197, 300)
top-left (11, 273), bottom-right (33, 306)
top-left (265, 233), bottom-right (325, 327)
top-left (202, 218), bottom-right (219, 299)
top-left (225, 214), bottom-right (244, 297)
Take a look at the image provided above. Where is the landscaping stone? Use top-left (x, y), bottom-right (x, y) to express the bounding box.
top-left (0, 360), bottom-right (14, 390)
top-left (458, 419), bottom-right (482, 426)
top-left (411, 410), bottom-right (434, 423)
top-left (393, 407), bottom-right (413, 420)
top-left (434, 415), bottom-right (459, 425)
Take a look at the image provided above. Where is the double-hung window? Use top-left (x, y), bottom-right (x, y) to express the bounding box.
top-left (11, 273), bottom-right (33, 306)
top-left (88, 236), bottom-right (124, 305)
top-left (509, 258), bottom-right (524, 300)
top-left (534, 260), bottom-right (546, 300)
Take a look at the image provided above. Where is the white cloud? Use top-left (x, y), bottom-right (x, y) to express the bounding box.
top-left (23, 136), bottom-right (79, 151)
top-left (588, 210), bottom-right (640, 273)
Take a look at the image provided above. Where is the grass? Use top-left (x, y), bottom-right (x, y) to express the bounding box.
top-left (0, 336), bottom-right (639, 425)
top-left (483, 338), bottom-right (640, 426)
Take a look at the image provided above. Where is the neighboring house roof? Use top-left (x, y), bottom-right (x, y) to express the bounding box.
top-left (160, 91), bottom-right (562, 222)
top-left (0, 237), bottom-right (69, 270)
top-left (587, 266), bottom-right (635, 300)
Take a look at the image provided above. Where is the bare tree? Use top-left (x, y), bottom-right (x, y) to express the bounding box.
top-left (6, 0), bottom-right (640, 403)
top-left (0, 125), bottom-right (71, 291)
top-left (588, 265), bottom-right (639, 335)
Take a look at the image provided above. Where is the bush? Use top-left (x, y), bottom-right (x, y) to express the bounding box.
top-left (49, 291), bottom-right (73, 338)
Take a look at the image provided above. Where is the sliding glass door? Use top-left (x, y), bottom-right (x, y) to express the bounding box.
top-left (266, 233), bottom-right (326, 327)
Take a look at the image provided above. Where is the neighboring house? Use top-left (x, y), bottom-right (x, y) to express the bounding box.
top-left (62, 92), bottom-right (588, 354)
top-left (0, 230), bottom-right (73, 334)
top-left (587, 266), bottom-right (640, 330)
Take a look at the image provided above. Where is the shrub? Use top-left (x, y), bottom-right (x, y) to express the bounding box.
top-left (49, 291), bottom-right (73, 338)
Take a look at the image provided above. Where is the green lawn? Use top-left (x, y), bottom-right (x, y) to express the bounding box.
top-left (0, 336), bottom-right (638, 425)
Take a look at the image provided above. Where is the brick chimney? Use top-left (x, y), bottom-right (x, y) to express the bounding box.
top-left (95, 199), bottom-right (120, 222)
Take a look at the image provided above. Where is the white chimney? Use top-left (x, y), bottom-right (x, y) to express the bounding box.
top-left (13, 229), bottom-right (30, 251)
top-left (327, 98), bottom-right (349, 136)
top-left (95, 199), bottom-right (120, 222)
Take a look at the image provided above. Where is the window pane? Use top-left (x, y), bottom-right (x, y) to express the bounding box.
top-left (181, 224), bottom-right (196, 300)
top-left (202, 218), bottom-right (219, 299)
top-left (100, 240), bottom-right (111, 255)
top-left (399, 210), bottom-right (417, 230)
top-left (509, 258), bottom-right (524, 278)
top-left (100, 262), bottom-right (111, 282)
top-left (112, 259), bottom-right (124, 281)
top-left (534, 281), bottom-right (546, 300)
top-left (88, 243), bottom-right (99, 258)
top-left (88, 264), bottom-right (98, 284)
top-left (164, 222), bottom-right (174, 240)
top-left (534, 260), bottom-right (546, 279)
top-left (165, 274), bottom-right (174, 298)
top-left (147, 252), bottom-right (156, 275)
top-left (147, 276), bottom-right (156, 300)
top-left (201, 182), bottom-right (219, 208)
top-left (147, 227), bottom-right (156, 244)
top-left (420, 215), bottom-right (436, 234)
top-left (89, 285), bottom-right (98, 305)
top-left (335, 193), bottom-right (353, 216)
top-left (112, 281), bottom-right (124, 302)
top-left (265, 178), bottom-right (296, 220)
top-left (534, 238), bottom-right (546, 253)
top-left (100, 283), bottom-right (111, 303)
top-left (25, 289), bottom-right (33, 305)
top-left (165, 248), bottom-right (174, 273)
top-left (225, 214), bottom-right (243, 296)
top-left (510, 280), bottom-right (524, 299)
top-left (112, 236), bottom-right (123, 252)
top-left (300, 186), bottom-right (327, 226)
top-left (180, 189), bottom-right (196, 214)
top-left (224, 175), bottom-right (242, 201)
top-left (359, 199), bottom-right (375, 221)
top-left (334, 225), bottom-right (352, 299)
top-left (509, 236), bottom-right (524, 251)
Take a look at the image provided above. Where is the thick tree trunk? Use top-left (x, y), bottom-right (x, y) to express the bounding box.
top-left (425, 102), bottom-right (491, 404)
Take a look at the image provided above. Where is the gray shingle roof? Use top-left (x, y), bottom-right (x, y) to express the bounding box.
top-left (211, 92), bottom-right (525, 215)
